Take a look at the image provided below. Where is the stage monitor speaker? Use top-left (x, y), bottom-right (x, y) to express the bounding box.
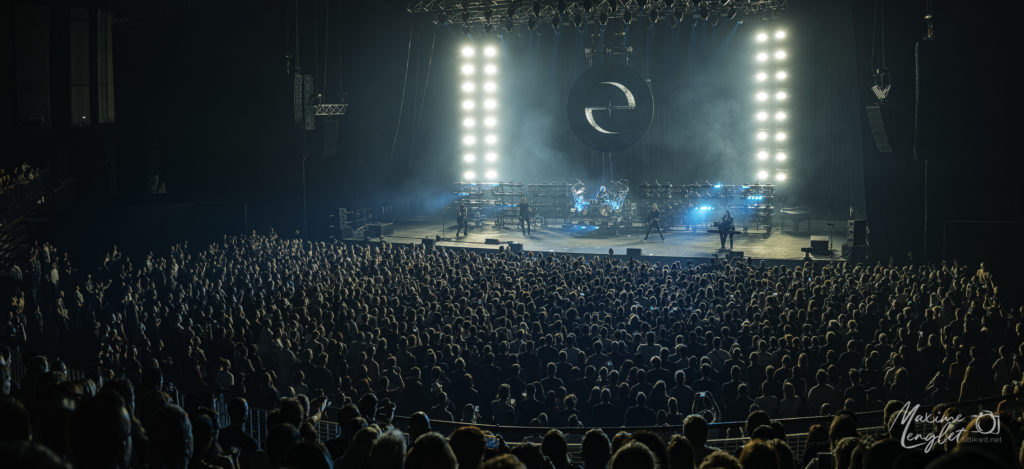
top-left (509, 242), bottom-right (523, 252)
top-left (421, 238), bottom-right (435, 249)
top-left (626, 248), bottom-right (642, 257)
top-left (865, 105), bottom-right (893, 153)
top-left (485, 238), bottom-right (500, 244)
top-left (848, 219), bottom-right (867, 246)
top-left (810, 236), bottom-right (829, 255)
top-left (727, 251), bottom-right (745, 259)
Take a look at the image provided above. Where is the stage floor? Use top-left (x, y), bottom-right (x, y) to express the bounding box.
top-left (380, 217), bottom-right (844, 261)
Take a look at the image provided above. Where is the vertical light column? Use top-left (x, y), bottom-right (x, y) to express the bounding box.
top-left (460, 44), bottom-right (501, 182)
top-left (754, 29), bottom-right (789, 183)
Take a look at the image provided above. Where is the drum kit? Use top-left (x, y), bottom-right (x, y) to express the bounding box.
top-left (573, 180), bottom-right (629, 218)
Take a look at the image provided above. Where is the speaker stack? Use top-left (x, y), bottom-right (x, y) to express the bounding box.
top-left (844, 219), bottom-right (868, 262)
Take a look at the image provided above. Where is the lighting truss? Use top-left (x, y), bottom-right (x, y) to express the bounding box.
top-left (409, 1), bottom-right (786, 31)
top-left (313, 103), bottom-right (349, 117)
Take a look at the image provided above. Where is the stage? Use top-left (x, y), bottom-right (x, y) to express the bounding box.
top-left (376, 216), bottom-right (848, 261)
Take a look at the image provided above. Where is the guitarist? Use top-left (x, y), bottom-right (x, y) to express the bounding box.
top-left (719, 210), bottom-right (735, 250)
top-left (645, 203), bottom-right (664, 241)
top-left (518, 197), bottom-right (532, 236)
top-left (456, 203), bottom-right (469, 237)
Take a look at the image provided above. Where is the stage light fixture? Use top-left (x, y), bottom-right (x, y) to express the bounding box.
top-left (623, 10), bottom-right (632, 25)
top-left (757, 170), bottom-right (769, 180)
top-left (599, 12), bottom-right (609, 26)
top-left (775, 172), bottom-right (787, 181)
top-left (456, 35), bottom-right (502, 189)
top-left (673, 9), bottom-right (684, 23)
top-left (775, 70), bottom-right (788, 81)
top-left (532, 2), bottom-right (542, 17)
top-left (774, 49), bottom-right (787, 60)
top-left (528, 18), bottom-right (537, 31)
top-left (756, 111), bottom-right (768, 121)
top-left (756, 72), bottom-right (768, 82)
top-left (505, 21), bottom-right (514, 33)
top-left (435, 12), bottom-right (447, 26)
top-left (775, 111), bottom-right (787, 121)
top-left (755, 91), bottom-right (768, 102)
top-left (756, 52), bottom-right (769, 62)
top-left (757, 150), bottom-right (769, 160)
top-left (775, 152), bottom-right (787, 161)
top-left (551, 15), bottom-right (561, 32)
top-left (506, 5), bottom-right (516, 18)
top-left (775, 90), bottom-right (787, 101)
top-left (775, 131), bottom-right (787, 141)
top-left (775, 30), bottom-right (787, 40)
top-left (757, 131), bottom-right (768, 141)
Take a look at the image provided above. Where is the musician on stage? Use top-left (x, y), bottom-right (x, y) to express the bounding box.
top-left (518, 197), bottom-right (532, 236)
top-left (456, 203), bottom-right (469, 237)
top-left (645, 203), bottom-right (664, 241)
top-left (719, 210), bottom-right (735, 250)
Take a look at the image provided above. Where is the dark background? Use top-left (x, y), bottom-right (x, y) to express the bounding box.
top-left (2, 0), bottom-right (1022, 279)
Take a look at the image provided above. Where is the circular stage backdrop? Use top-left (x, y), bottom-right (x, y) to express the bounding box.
top-left (566, 63), bottom-right (654, 153)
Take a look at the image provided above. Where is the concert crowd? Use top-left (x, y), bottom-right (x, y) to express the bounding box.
top-left (1, 233), bottom-right (1022, 468)
top-left (0, 163), bottom-right (43, 196)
